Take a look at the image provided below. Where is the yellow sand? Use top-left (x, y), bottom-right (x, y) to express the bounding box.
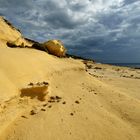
top-left (0, 16), bottom-right (140, 140)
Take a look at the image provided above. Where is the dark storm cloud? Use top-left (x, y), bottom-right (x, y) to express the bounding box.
top-left (0, 0), bottom-right (140, 62)
top-left (123, 0), bottom-right (137, 5)
top-left (44, 9), bottom-right (85, 29)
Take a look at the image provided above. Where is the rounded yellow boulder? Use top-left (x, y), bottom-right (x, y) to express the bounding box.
top-left (42, 40), bottom-right (66, 57)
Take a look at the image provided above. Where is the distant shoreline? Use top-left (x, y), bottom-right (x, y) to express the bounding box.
top-left (67, 54), bottom-right (140, 69)
top-left (107, 63), bottom-right (140, 69)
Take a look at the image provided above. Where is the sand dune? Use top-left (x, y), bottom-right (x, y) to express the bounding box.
top-left (0, 17), bottom-right (140, 140)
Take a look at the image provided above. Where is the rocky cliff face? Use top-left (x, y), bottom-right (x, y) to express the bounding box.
top-left (0, 16), bottom-right (32, 48)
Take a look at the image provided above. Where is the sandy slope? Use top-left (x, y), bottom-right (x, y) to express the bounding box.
top-left (0, 17), bottom-right (140, 140)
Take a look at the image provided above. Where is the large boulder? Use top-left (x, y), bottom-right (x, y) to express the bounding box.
top-left (42, 40), bottom-right (66, 57)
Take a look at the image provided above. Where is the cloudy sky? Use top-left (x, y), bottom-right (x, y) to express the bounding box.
top-left (0, 0), bottom-right (140, 63)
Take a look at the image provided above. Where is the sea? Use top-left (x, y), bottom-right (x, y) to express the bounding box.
top-left (107, 63), bottom-right (140, 69)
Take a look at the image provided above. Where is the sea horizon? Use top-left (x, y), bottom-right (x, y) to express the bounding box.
top-left (107, 63), bottom-right (140, 68)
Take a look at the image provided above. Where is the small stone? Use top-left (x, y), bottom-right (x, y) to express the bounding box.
top-left (41, 108), bottom-right (46, 111)
top-left (57, 100), bottom-right (60, 102)
top-left (48, 105), bottom-right (52, 108)
top-left (56, 96), bottom-right (62, 100)
top-left (30, 110), bottom-right (36, 115)
top-left (62, 101), bottom-right (66, 104)
top-left (50, 96), bottom-right (55, 100)
top-left (43, 103), bottom-right (48, 107)
top-left (70, 113), bottom-right (74, 116)
top-left (43, 81), bottom-right (49, 85)
top-left (48, 100), bottom-right (55, 103)
top-left (28, 82), bottom-right (34, 86)
top-left (21, 115), bottom-right (28, 119)
top-left (75, 100), bottom-right (80, 104)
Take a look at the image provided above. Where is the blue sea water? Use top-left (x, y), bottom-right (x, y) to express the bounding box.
top-left (107, 63), bottom-right (140, 68)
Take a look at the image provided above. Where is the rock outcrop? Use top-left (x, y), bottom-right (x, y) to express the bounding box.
top-left (42, 40), bottom-right (66, 57)
top-left (0, 16), bottom-right (33, 48)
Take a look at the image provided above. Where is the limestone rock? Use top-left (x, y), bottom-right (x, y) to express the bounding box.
top-left (42, 40), bottom-right (66, 57)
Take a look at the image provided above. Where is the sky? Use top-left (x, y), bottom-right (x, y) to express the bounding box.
top-left (0, 0), bottom-right (140, 63)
